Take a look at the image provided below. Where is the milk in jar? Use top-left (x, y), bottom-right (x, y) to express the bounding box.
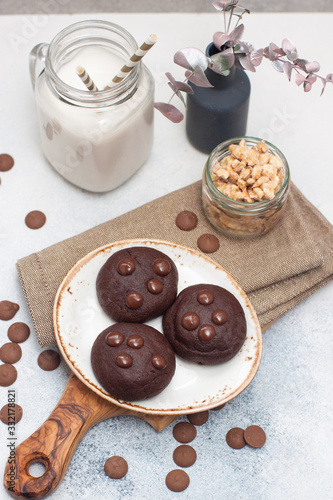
top-left (30, 21), bottom-right (155, 192)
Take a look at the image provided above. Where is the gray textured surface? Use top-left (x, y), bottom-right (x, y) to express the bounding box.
top-left (0, 0), bottom-right (332, 14)
top-left (0, 11), bottom-right (332, 500)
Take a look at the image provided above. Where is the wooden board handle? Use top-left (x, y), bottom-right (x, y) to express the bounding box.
top-left (3, 373), bottom-right (128, 499)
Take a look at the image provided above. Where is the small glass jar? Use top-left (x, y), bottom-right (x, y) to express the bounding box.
top-left (29, 20), bottom-right (154, 192)
top-left (202, 137), bottom-right (290, 238)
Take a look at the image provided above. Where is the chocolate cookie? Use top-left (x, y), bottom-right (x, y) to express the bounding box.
top-left (163, 284), bottom-right (246, 365)
top-left (91, 323), bottom-right (176, 401)
top-left (96, 247), bottom-right (178, 323)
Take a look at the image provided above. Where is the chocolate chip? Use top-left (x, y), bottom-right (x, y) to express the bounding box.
top-left (197, 289), bottom-right (214, 305)
top-left (187, 410), bottom-right (209, 426)
top-left (152, 354), bottom-right (167, 370)
top-left (181, 312), bottom-right (200, 331)
top-left (37, 350), bottom-right (61, 371)
top-left (153, 258), bottom-right (171, 276)
top-left (244, 425), bottom-right (266, 448)
top-left (0, 301), bottom-right (19, 321)
top-left (0, 154), bottom-right (14, 172)
top-left (173, 445), bottom-right (197, 468)
top-left (147, 279), bottom-right (163, 294)
top-left (0, 404), bottom-right (23, 425)
top-left (0, 343), bottom-right (22, 364)
top-left (165, 470), bottom-right (190, 492)
top-left (7, 322), bottom-right (30, 343)
top-left (175, 210), bottom-right (198, 231)
top-left (0, 364), bottom-right (17, 386)
top-left (226, 427), bottom-right (246, 449)
top-left (173, 422), bottom-right (197, 443)
top-left (25, 211), bottom-right (46, 230)
top-left (106, 332), bottom-right (124, 347)
top-left (117, 258), bottom-right (135, 275)
top-left (127, 334), bottom-right (144, 349)
top-left (115, 353), bottom-right (133, 368)
top-left (197, 233), bottom-right (220, 253)
top-left (212, 309), bottom-right (228, 325)
top-left (104, 456), bottom-right (128, 479)
top-left (126, 292), bottom-right (143, 309)
top-left (211, 403), bottom-right (226, 411)
top-left (198, 324), bottom-right (216, 343)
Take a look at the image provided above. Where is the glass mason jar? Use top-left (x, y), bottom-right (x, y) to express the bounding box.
top-left (202, 137), bottom-right (290, 238)
top-left (29, 20), bottom-right (154, 192)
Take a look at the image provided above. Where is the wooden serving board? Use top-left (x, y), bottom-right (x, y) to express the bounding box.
top-left (3, 319), bottom-right (268, 499)
top-left (4, 373), bottom-right (176, 499)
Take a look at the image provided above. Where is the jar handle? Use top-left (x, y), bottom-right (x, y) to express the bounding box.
top-left (29, 43), bottom-right (49, 91)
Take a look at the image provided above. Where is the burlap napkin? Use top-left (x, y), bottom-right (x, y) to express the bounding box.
top-left (17, 181), bottom-right (333, 346)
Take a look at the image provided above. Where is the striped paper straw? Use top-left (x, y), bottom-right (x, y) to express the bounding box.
top-left (105, 34), bottom-right (157, 90)
top-left (76, 66), bottom-right (99, 92)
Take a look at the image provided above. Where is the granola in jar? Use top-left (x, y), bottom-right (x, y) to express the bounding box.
top-left (202, 137), bottom-right (290, 238)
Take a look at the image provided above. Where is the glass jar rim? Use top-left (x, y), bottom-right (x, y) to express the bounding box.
top-left (45, 19), bottom-right (140, 106)
top-left (205, 136), bottom-right (290, 211)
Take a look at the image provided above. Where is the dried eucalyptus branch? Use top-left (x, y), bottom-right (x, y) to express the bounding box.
top-left (154, 0), bottom-right (332, 122)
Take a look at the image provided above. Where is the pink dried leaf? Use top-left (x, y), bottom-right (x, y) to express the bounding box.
top-left (236, 41), bottom-right (254, 55)
top-left (174, 50), bottom-right (191, 70)
top-left (166, 72), bottom-right (194, 94)
top-left (250, 48), bottom-right (264, 67)
top-left (274, 47), bottom-right (285, 56)
top-left (229, 23), bottom-right (245, 42)
top-left (295, 58), bottom-right (308, 72)
top-left (187, 65), bottom-right (213, 87)
top-left (239, 54), bottom-right (256, 72)
top-left (174, 48), bottom-right (208, 71)
top-left (213, 31), bottom-right (230, 49)
top-left (165, 72), bottom-right (177, 92)
top-left (154, 102), bottom-right (184, 123)
top-left (282, 38), bottom-right (296, 53)
top-left (320, 79), bottom-right (327, 96)
top-left (212, 1), bottom-right (228, 11)
top-left (263, 46), bottom-right (270, 58)
top-left (167, 81), bottom-right (177, 93)
top-left (307, 75), bottom-right (317, 84)
top-left (271, 60), bottom-right (284, 73)
top-left (174, 81), bottom-right (194, 94)
top-left (210, 47), bottom-right (235, 70)
top-left (295, 73), bottom-right (306, 86)
top-left (209, 59), bottom-right (230, 76)
top-left (283, 61), bottom-right (293, 81)
top-left (305, 61), bottom-right (321, 73)
top-left (303, 81), bottom-right (312, 93)
top-left (326, 73), bottom-right (333, 82)
top-left (268, 43), bottom-right (280, 61)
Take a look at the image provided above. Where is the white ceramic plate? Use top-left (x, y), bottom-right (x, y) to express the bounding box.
top-left (54, 239), bottom-right (262, 415)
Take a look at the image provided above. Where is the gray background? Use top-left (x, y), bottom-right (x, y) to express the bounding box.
top-left (0, 0), bottom-right (332, 14)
